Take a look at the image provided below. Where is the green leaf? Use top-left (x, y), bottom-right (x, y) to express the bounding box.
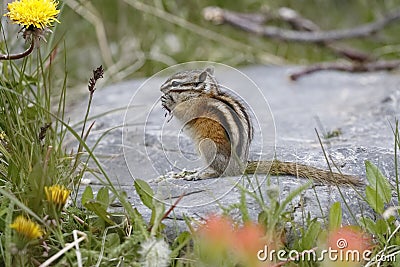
top-left (365, 185), bottom-right (384, 214)
top-left (117, 191), bottom-right (145, 225)
top-left (300, 220), bottom-right (321, 249)
top-left (134, 179), bottom-right (154, 210)
top-left (96, 187), bottom-right (109, 209)
top-left (26, 162), bottom-right (46, 213)
top-left (105, 233), bottom-right (120, 249)
top-left (84, 200), bottom-right (115, 225)
top-left (375, 218), bottom-right (390, 236)
top-left (258, 210), bottom-right (268, 225)
top-left (360, 218), bottom-right (389, 243)
top-left (149, 198), bottom-right (166, 236)
top-left (365, 161), bottom-right (391, 203)
top-left (277, 180), bottom-right (312, 215)
top-left (239, 190), bottom-right (250, 223)
top-left (82, 186), bottom-right (94, 205)
top-left (359, 217), bottom-right (376, 234)
top-left (328, 202), bottom-right (342, 231)
top-left (171, 231), bottom-right (191, 258)
top-left (4, 201), bottom-right (14, 267)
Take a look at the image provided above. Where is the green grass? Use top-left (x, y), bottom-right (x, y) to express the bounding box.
top-left (1, 0), bottom-right (400, 266)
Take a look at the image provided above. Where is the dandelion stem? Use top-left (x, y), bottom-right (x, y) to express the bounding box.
top-left (0, 40), bottom-right (35, 60)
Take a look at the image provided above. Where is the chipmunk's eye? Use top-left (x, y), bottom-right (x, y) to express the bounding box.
top-left (171, 81), bottom-right (180, 87)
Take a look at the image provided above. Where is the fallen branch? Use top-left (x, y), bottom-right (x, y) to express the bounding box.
top-left (203, 6), bottom-right (400, 43)
top-left (272, 7), bottom-right (372, 62)
top-left (289, 60), bottom-right (400, 81)
top-left (324, 44), bottom-right (372, 62)
top-left (275, 7), bottom-right (319, 32)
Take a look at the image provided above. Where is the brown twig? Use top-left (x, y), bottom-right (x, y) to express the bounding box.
top-left (0, 40), bottom-right (35, 60)
top-left (289, 60), bottom-right (400, 81)
top-left (275, 7), bottom-right (319, 31)
top-left (325, 44), bottom-right (372, 62)
top-left (148, 193), bottom-right (185, 232)
top-left (204, 6), bottom-right (400, 79)
top-left (161, 193), bottom-right (185, 221)
top-left (204, 6), bottom-right (371, 62)
top-left (203, 6), bottom-right (400, 43)
top-left (273, 7), bottom-right (371, 62)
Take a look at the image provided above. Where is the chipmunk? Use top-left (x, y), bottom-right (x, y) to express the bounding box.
top-left (160, 67), bottom-right (363, 186)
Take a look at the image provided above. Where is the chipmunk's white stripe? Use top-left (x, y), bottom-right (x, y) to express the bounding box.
top-left (214, 102), bottom-right (240, 145)
top-left (214, 92), bottom-right (252, 160)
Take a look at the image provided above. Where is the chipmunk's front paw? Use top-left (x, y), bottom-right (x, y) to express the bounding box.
top-left (169, 169), bottom-right (217, 180)
top-left (191, 169), bottom-right (219, 180)
top-left (183, 172), bottom-right (201, 181)
top-left (155, 168), bottom-right (219, 181)
top-left (155, 169), bottom-right (199, 182)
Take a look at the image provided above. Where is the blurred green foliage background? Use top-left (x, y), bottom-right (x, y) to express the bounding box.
top-left (2, 0), bottom-right (400, 89)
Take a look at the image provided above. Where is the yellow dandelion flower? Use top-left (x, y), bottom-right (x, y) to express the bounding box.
top-left (0, 131), bottom-right (6, 140)
top-left (45, 184), bottom-right (70, 208)
top-left (4, 0), bottom-right (60, 29)
top-left (10, 216), bottom-right (43, 240)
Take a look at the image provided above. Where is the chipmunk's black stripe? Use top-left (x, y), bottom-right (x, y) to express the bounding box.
top-left (210, 97), bottom-right (245, 158)
top-left (215, 92), bottom-right (252, 142)
top-left (213, 92), bottom-right (253, 157)
top-left (183, 82), bottom-right (202, 88)
top-left (234, 97), bottom-right (252, 141)
top-left (168, 89), bottom-right (197, 93)
top-left (207, 103), bottom-right (232, 158)
top-left (227, 107), bottom-right (245, 158)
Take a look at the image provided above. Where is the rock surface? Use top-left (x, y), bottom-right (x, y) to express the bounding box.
top-left (68, 65), bottom-right (400, 236)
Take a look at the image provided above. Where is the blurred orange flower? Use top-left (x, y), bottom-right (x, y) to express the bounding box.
top-left (324, 226), bottom-right (372, 267)
top-left (197, 214), bottom-right (234, 247)
top-left (196, 215), bottom-right (276, 267)
top-left (233, 222), bottom-right (269, 266)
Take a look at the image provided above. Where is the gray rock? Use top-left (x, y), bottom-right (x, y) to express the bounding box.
top-left (67, 65), bottom-right (400, 236)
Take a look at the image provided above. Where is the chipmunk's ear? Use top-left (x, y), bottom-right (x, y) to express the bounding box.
top-left (199, 66), bottom-right (214, 83)
top-left (198, 70), bottom-right (207, 83)
top-left (205, 66), bottom-right (214, 75)
top-left (200, 66), bottom-right (220, 93)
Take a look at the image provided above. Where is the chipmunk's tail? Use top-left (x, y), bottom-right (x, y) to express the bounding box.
top-left (245, 160), bottom-right (363, 187)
